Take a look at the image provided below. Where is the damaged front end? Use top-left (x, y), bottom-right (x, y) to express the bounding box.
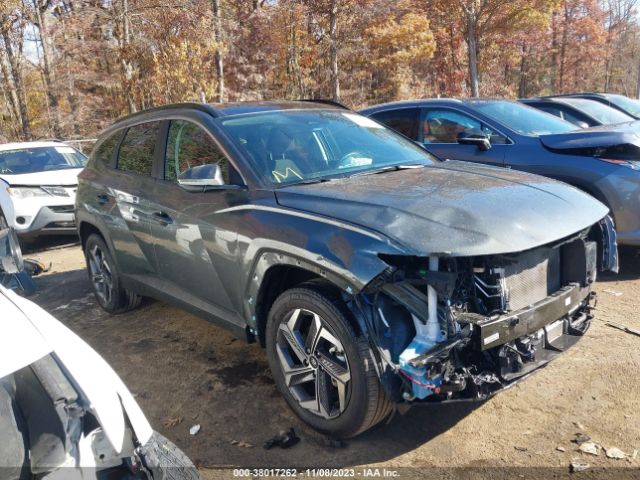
top-left (358, 217), bottom-right (617, 404)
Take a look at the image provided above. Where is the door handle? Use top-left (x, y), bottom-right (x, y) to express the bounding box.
top-left (97, 193), bottom-right (110, 205)
top-left (151, 211), bottom-right (173, 226)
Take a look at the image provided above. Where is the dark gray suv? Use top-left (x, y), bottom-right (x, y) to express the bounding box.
top-left (76, 101), bottom-right (617, 438)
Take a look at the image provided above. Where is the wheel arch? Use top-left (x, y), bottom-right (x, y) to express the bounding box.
top-left (247, 250), bottom-right (380, 346)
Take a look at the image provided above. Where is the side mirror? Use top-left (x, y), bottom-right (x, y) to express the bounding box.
top-left (177, 164), bottom-right (225, 191)
top-left (0, 227), bottom-right (24, 274)
top-left (457, 129), bottom-right (491, 151)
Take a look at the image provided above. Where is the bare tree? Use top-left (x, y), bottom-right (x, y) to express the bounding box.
top-left (0, 7), bottom-right (31, 140)
top-left (212, 0), bottom-right (224, 102)
top-left (32, 0), bottom-right (61, 137)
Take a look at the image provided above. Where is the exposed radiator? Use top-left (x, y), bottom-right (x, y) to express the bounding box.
top-left (503, 247), bottom-right (561, 311)
top-left (473, 246), bottom-right (561, 313)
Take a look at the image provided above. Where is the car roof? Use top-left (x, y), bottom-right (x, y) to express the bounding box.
top-left (359, 98), bottom-right (519, 114)
top-left (111, 100), bottom-right (347, 124)
top-left (0, 140), bottom-right (70, 152)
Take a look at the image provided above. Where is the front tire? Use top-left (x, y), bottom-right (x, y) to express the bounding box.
top-left (266, 283), bottom-right (392, 438)
top-left (84, 233), bottom-right (141, 314)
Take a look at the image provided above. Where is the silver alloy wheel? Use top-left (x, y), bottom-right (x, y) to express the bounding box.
top-left (275, 308), bottom-right (351, 419)
top-left (88, 244), bottom-right (113, 306)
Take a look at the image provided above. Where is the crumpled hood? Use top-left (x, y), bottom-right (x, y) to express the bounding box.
top-left (539, 121), bottom-right (640, 150)
top-left (1, 287), bottom-right (153, 453)
top-left (275, 161), bottom-right (609, 256)
top-left (0, 168), bottom-right (82, 186)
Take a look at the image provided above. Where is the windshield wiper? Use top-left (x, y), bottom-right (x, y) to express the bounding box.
top-left (348, 163), bottom-right (426, 178)
top-left (285, 176), bottom-right (344, 186)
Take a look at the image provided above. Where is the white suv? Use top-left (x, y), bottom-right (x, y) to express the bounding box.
top-left (0, 141), bottom-right (86, 237)
top-left (0, 227), bottom-right (199, 480)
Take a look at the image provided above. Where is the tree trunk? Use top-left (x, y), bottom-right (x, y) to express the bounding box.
top-left (518, 51), bottom-right (527, 98)
top-left (34, 2), bottom-right (62, 137)
top-left (558, 1), bottom-right (569, 93)
top-left (329, 0), bottom-right (339, 101)
top-left (636, 54), bottom-right (640, 98)
top-left (1, 30), bottom-right (31, 140)
top-left (212, 0), bottom-right (224, 102)
top-left (0, 44), bottom-right (20, 127)
top-left (114, 0), bottom-right (136, 113)
top-left (59, 17), bottom-right (80, 136)
top-left (466, 11), bottom-right (479, 97)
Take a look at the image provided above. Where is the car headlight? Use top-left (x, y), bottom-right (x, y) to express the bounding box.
top-left (6, 187), bottom-right (51, 199)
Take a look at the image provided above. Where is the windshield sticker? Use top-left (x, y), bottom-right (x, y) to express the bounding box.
top-left (55, 146), bottom-right (76, 154)
top-left (342, 113), bottom-right (384, 129)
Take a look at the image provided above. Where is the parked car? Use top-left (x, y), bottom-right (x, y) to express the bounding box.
top-left (520, 96), bottom-right (637, 127)
top-left (554, 92), bottom-right (640, 119)
top-left (0, 141), bottom-right (86, 239)
top-left (0, 226), bottom-right (198, 480)
top-left (76, 101), bottom-right (617, 438)
top-left (361, 98), bottom-right (640, 246)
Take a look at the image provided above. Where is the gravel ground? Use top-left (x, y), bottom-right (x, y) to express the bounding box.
top-left (19, 238), bottom-right (640, 479)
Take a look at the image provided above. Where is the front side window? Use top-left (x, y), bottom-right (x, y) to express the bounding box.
top-left (117, 122), bottom-right (160, 176)
top-left (420, 109), bottom-right (506, 144)
top-left (165, 120), bottom-right (232, 184)
top-left (471, 100), bottom-right (577, 136)
top-left (220, 110), bottom-right (439, 186)
top-left (370, 108), bottom-right (419, 140)
top-left (0, 146), bottom-right (86, 175)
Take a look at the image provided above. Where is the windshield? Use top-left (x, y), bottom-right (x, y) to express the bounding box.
top-left (0, 146), bottom-right (87, 175)
top-left (472, 100), bottom-right (577, 136)
top-left (220, 110), bottom-right (439, 186)
top-left (562, 98), bottom-right (634, 124)
top-left (607, 94), bottom-right (640, 117)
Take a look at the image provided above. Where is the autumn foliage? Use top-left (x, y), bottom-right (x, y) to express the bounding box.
top-left (1, 0), bottom-right (639, 142)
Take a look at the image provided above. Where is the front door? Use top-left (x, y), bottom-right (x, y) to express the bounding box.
top-left (418, 108), bottom-right (509, 167)
top-left (146, 119), bottom-right (248, 324)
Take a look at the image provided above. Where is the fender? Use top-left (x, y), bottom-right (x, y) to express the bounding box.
top-left (242, 241), bottom-right (392, 335)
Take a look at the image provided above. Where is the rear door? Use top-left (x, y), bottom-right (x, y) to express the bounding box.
top-left (145, 118), bottom-right (248, 325)
top-left (417, 108), bottom-right (509, 167)
top-left (107, 121), bottom-right (163, 278)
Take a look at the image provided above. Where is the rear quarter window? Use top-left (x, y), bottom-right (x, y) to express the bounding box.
top-left (370, 108), bottom-right (420, 140)
top-left (91, 130), bottom-right (124, 168)
top-left (117, 122), bottom-right (161, 176)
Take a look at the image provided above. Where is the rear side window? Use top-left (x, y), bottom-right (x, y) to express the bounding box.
top-left (117, 122), bottom-right (160, 176)
top-left (165, 120), bottom-right (232, 184)
top-left (370, 108), bottom-right (419, 140)
top-left (92, 130), bottom-right (123, 167)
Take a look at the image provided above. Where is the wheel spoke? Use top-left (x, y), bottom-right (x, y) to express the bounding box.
top-left (283, 364), bottom-right (315, 387)
top-left (316, 351), bottom-right (351, 385)
top-left (315, 369), bottom-right (332, 418)
top-left (305, 313), bottom-right (323, 352)
top-left (279, 313), bottom-right (308, 364)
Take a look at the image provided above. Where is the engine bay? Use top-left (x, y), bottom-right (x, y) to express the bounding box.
top-left (358, 222), bottom-right (612, 404)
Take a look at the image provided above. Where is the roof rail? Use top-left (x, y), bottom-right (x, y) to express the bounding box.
top-left (299, 99), bottom-right (350, 110)
top-left (115, 102), bottom-right (219, 123)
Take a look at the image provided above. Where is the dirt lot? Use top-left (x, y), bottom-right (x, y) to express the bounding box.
top-left (20, 238), bottom-right (640, 478)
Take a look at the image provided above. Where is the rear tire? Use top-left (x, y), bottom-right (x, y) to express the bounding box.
top-left (266, 282), bottom-right (392, 438)
top-left (84, 233), bottom-right (141, 314)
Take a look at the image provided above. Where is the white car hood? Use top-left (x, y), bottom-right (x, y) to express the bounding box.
top-left (0, 287), bottom-right (153, 453)
top-left (0, 168), bottom-right (83, 186)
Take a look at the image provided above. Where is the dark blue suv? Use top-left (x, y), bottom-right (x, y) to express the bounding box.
top-left (361, 99), bottom-right (640, 247)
